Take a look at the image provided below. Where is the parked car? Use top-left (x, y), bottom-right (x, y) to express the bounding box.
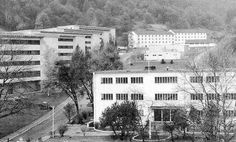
top-left (38, 102), bottom-right (52, 110)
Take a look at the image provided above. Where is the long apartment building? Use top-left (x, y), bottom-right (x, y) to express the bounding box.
top-left (93, 67), bottom-right (236, 131)
top-left (0, 25), bottom-right (115, 93)
top-left (128, 29), bottom-right (208, 48)
top-left (128, 29), bottom-right (216, 61)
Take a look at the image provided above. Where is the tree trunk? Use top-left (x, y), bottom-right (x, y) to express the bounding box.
top-left (171, 132), bottom-right (174, 142)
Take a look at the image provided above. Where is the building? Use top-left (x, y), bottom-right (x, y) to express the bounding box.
top-left (93, 66), bottom-right (236, 132)
top-left (128, 29), bottom-right (208, 49)
top-left (128, 29), bottom-right (216, 61)
top-left (0, 25), bottom-right (115, 93)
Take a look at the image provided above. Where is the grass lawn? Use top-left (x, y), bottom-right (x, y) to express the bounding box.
top-left (45, 136), bottom-right (130, 142)
top-left (0, 92), bottom-right (68, 138)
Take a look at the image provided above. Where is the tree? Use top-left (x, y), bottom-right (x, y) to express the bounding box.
top-left (46, 46), bottom-right (89, 123)
top-left (163, 122), bottom-right (175, 142)
top-left (100, 101), bottom-right (139, 140)
top-left (0, 37), bottom-right (33, 119)
top-left (179, 39), bottom-right (236, 142)
top-left (63, 103), bottom-right (75, 123)
top-left (35, 12), bottom-right (51, 29)
top-left (172, 109), bottom-right (189, 139)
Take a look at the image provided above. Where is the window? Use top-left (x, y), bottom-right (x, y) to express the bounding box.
top-left (58, 53), bottom-right (73, 56)
top-left (85, 41), bottom-right (91, 44)
top-left (131, 77), bottom-right (143, 84)
top-left (206, 93), bottom-right (219, 100)
top-left (116, 77), bottom-right (128, 84)
top-left (0, 61), bottom-right (40, 66)
top-left (101, 77), bottom-right (113, 84)
top-left (0, 71), bottom-right (41, 79)
top-left (2, 39), bottom-right (40, 45)
top-left (190, 93), bottom-right (203, 100)
top-left (0, 50), bottom-right (40, 55)
top-left (131, 93), bottom-right (143, 100)
top-left (154, 109), bottom-right (177, 121)
top-left (101, 93), bottom-right (113, 100)
top-left (58, 38), bottom-right (73, 42)
top-left (155, 93), bottom-right (178, 100)
top-left (190, 76), bottom-right (203, 83)
top-left (85, 36), bottom-right (91, 38)
top-left (58, 46), bottom-right (73, 49)
top-left (206, 76), bottom-right (219, 83)
top-left (155, 77), bottom-right (177, 83)
top-left (116, 93), bottom-right (128, 100)
top-left (225, 93), bottom-right (236, 100)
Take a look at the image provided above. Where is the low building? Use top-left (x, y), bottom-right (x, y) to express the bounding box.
top-left (93, 66), bottom-right (236, 132)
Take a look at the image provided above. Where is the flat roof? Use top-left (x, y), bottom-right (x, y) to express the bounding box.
top-left (171, 29), bottom-right (207, 33)
top-left (134, 30), bottom-right (173, 35)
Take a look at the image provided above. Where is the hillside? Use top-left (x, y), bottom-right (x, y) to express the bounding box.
top-left (1, 0), bottom-right (236, 45)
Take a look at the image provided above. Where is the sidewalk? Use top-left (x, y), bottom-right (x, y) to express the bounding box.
top-left (0, 97), bottom-right (72, 142)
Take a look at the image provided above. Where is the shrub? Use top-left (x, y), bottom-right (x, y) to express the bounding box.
top-left (63, 103), bottom-right (75, 124)
top-left (170, 60), bottom-right (174, 64)
top-left (161, 59), bottom-right (166, 64)
top-left (26, 138), bottom-right (31, 142)
top-left (58, 125), bottom-right (68, 137)
top-left (81, 125), bottom-right (87, 136)
top-left (94, 122), bottom-right (99, 129)
top-left (82, 111), bottom-right (88, 120)
top-left (72, 114), bottom-right (84, 124)
top-left (88, 122), bottom-right (94, 127)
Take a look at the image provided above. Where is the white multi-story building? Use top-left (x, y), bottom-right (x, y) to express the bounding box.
top-left (128, 29), bottom-right (208, 49)
top-left (0, 25), bottom-right (115, 93)
top-left (93, 68), bottom-right (236, 131)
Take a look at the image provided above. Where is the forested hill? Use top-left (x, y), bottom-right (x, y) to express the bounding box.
top-left (1, 0), bottom-right (236, 44)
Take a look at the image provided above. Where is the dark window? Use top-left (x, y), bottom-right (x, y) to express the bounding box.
top-left (0, 71), bottom-right (40, 79)
top-left (116, 77), bottom-right (128, 84)
top-left (85, 41), bottom-right (91, 44)
top-left (2, 40), bottom-right (40, 45)
top-left (58, 38), bottom-right (73, 42)
top-left (131, 77), bottom-right (143, 83)
top-left (190, 76), bottom-right (203, 83)
top-left (58, 53), bottom-right (73, 56)
top-left (116, 93), bottom-right (128, 100)
top-left (101, 78), bottom-right (113, 84)
top-left (58, 46), bottom-right (73, 49)
top-left (0, 50), bottom-right (40, 55)
top-left (155, 77), bottom-right (178, 83)
top-left (85, 36), bottom-right (91, 38)
top-left (190, 93), bottom-right (203, 100)
top-left (154, 109), bottom-right (162, 121)
top-left (131, 94), bottom-right (143, 100)
top-left (206, 76), bottom-right (219, 83)
top-left (155, 93), bottom-right (178, 100)
top-left (101, 94), bottom-right (113, 100)
top-left (0, 61), bottom-right (40, 66)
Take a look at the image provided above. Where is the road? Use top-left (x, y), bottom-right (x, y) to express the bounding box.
top-left (0, 97), bottom-right (72, 142)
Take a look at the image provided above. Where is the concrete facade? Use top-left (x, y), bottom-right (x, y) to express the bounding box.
top-left (0, 25), bottom-right (116, 93)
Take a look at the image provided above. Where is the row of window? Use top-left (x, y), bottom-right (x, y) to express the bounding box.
top-left (1, 40), bottom-right (40, 45)
top-left (58, 38), bottom-right (73, 42)
top-left (101, 93), bottom-right (144, 100)
top-left (101, 93), bottom-right (236, 101)
top-left (155, 93), bottom-right (178, 100)
top-left (58, 53), bottom-right (73, 56)
top-left (0, 50), bottom-right (40, 55)
top-left (58, 46), bottom-right (73, 49)
top-left (190, 76), bottom-right (219, 83)
top-left (0, 71), bottom-right (41, 79)
top-left (101, 76), bottom-right (220, 84)
top-left (0, 61), bottom-right (40, 66)
top-left (190, 93), bottom-right (236, 100)
top-left (101, 77), bottom-right (144, 84)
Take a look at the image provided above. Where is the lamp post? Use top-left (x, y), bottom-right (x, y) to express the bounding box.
top-left (52, 106), bottom-right (55, 138)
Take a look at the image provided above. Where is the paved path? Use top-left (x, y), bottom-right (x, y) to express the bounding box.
top-left (0, 97), bottom-right (72, 142)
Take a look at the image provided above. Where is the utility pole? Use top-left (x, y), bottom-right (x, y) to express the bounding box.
top-left (52, 106), bottom-right (55, 138)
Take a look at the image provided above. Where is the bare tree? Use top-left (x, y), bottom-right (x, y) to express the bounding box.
top-left (178, 47), bottom-right (236, 142)
top-left (0, 37), bottom-right (35, 119)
